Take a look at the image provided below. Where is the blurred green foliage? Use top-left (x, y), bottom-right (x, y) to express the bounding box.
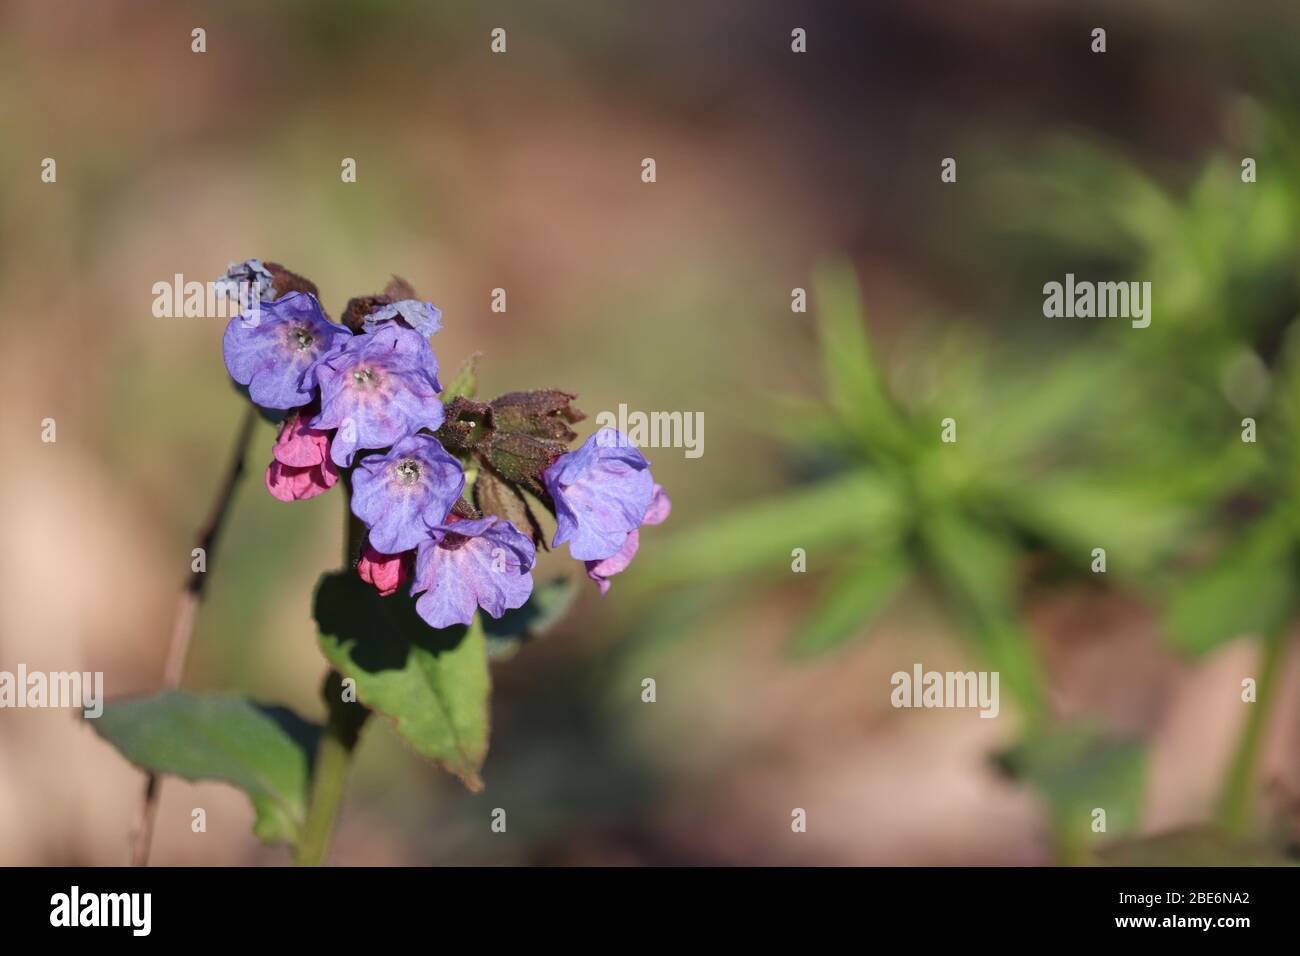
top-left (639, 106), bottom-right (1300, 863)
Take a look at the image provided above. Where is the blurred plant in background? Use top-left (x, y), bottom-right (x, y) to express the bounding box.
top-left (638, 107), bottom-right (1300, 861)
top-left (987, 104), bottom-right (1300, 853)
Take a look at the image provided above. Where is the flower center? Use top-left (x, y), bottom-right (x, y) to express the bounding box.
top-left (440, 533), bottom-right (469, 550)
top-left (290, 325), bottom-right (315, 352)
top-left (394, 458), bottom-right (422, 485)
top-left (351, 365), bottom-right (378, 389)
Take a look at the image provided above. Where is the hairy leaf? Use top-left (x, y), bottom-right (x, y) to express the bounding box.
top-left (314, 572), bottom-right (490, 791)
top-left (91, 691), bottom-right (321, 845)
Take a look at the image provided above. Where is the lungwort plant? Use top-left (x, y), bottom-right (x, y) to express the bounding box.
top-left (92, 260), bottom-right (669, 865)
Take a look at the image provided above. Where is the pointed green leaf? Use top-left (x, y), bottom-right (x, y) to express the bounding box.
top-left (811, 261), bottom-right (911, 454)
top-left (920, 510), bottom-right (1017, 619)
top-left (90, 691), bottom-right (321, 845)
top-left (788, 552), bottom-right (911, 658)
top-left (920, 511), bottom-right (1044, 717)
top-left (1001, 475), bottom-right (1192, 577)
top-left (960, 615), bottom-right (1046, 722)
top-left (633, 470), bottom-right (904, 589)
top-left (975, 346), bottom-right (1129, 469)
top-left (813, 260), bottom-right (878, 415)
top-left (1166, 523), bottom-right (1295, 656)
top-left (314, 572), bottom-right (490, 791)
top-left (442, 352), bottom-right (480, 401)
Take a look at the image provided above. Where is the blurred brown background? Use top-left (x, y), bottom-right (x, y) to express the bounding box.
top-left (2, 0), bottom-right (1299, 865)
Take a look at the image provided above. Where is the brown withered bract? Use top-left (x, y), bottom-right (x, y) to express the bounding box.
top-left (383, 275), bottom-right (417, 301)
top-left (450, 497), bottom-right (482, 521)
top-left (264, 261), bottom-right (320, 302)
top-left (473, 465), bottom-right (546, 547)
top-left (339, 275), bottom-right (420, 331)
top-left (341, 294), bottom-right (391, 333)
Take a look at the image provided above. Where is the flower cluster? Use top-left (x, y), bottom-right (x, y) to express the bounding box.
top-left (218, 261), bottom-right (669, 629)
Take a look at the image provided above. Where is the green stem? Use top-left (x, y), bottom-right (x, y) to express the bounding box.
top-left (295, 672), bottom-right (367, 866)
top-left (1215, 627), bottom-right (1288, 836)
top-left (294, 481), bottom-right (371, 866)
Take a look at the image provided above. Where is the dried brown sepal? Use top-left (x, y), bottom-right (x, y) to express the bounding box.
top-left (383, 275), bottom-right (417, 301)
top-left (474, 464), bottom-right (546, 547)
top-left (339, 276), bottom-right (421, 332)
top-left (264, 262), bottom-right (320, 302)
top-left (450, 497), bottom-right (482, 521)
top-left (341, 294), bottom-right (391, 333)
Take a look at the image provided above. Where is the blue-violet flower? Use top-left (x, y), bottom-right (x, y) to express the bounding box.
top-left (363, 299), bottom-right (443, 338)
top-left (411, 516), bottom-right (536, 628)
top-left (223, 291), bottom-right (350, 410)
top-left (311, 322), bottom-right (445, 467)
top-left (544, 427), bottom-right (655, 561)
top-left (351, 434), bottom-right (465, 554)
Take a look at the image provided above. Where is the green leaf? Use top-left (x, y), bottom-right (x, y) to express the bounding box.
top-left (811, 261), bottom-right (911, 454)
top-left (482, 576), bottom-right (578, 660)
top-left (788, 551), bottom-right (911, 658)
top-left (964, 615), bottom-right (1047, 722)
top-left (920, 509), bottom-right (1017, 620)
top-left (995, 726), bottom-right (1145, 836)
top-left (90, 691), bottom-right (321, 845)
top-left (919, 511), bottom-right (1045, 717)
top-left (813, 261), bottom-right (878, 414)
top-left (1165, 522), bottom-right (1295, 656)
top-left (975, 346), bottom-right (1130, 470)
top-left (442, 352), bottom-right (480, 401)
top-left (314, 572), bottom-right (490, 791)
top-left (1001, 475), bottom-right (1192, 577)
top-left (633, 470), bottom-right (904, 589)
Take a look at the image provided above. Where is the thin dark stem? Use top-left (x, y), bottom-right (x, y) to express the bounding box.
top-left (129, 405), bottom-right (259, 866)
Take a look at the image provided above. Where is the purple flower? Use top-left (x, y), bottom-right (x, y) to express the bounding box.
top-left (310, 322), bottom-right (445, 467)
top-left (214, 259), bottom-right (276, 312)
top-left (544, 427), bottom-right (654, 561)
top-left (223, 292), bottom-right (351, 410)
top-left (585, 483), bottom-right (671, 594)
top-left (351, 434), bottom-right (465, 554)
top-left (364, 299), bottom-right (443, 338)
top-left (411, 516), bottom-right (536, 629)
